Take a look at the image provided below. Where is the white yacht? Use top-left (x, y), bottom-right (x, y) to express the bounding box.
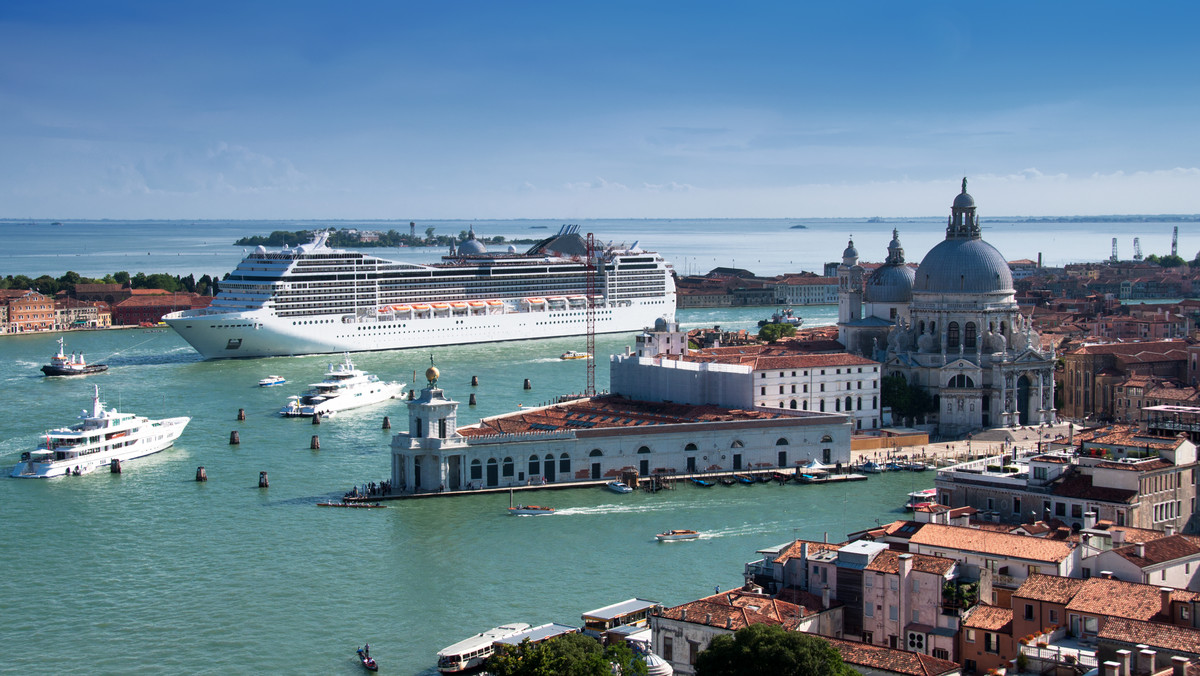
top-left (279, 355), bottom-right (404, 418)
top-left (163, 225), bottom-right (676, 359)
top-left (436, 622), bottom-right (533, 674)
top-left (11, 386), bottom-right (190, 478)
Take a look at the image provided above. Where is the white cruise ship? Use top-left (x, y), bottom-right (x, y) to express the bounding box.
top-left (164, 225), bottom-right (676, 359)
top-left (11, 386), bottom-right (190, 478)
top-left (279, 354), bottom-right (404, 418)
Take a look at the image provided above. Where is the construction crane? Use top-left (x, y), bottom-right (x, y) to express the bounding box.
top-left (1172, 226), bottom-right (1179, 257)
top-left (585, 232), bottom-right (597, 397)
top-left (1133, 238), bottom-right (1143, 261)
top-left (1110, 238), bottom-right (1118, 263)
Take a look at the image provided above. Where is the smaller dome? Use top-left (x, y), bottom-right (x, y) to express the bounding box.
top-left (654, 317), bottom-right (668, 331)
top-left (865, 264), bottom-right (915, 304)
top-left (842, 239), bottom-right (858, 259)
top-left (425, 366), bottom-right (440, 384)
top-left (457, 227), bottom-right (487, 255)
top-left (953, 192), bottom-right (975, 209)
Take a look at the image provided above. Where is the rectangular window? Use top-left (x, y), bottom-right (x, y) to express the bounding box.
top-left (1024, 604), bottom-right (1034, 621)
top-left (1049, 609), bottom-right (1058, 624)
top-left (911, 609), bottom-right (919, 623)
top-left (985, 633), bottom-right (999, 653)
top-left (888, 605), bottom-right (898, 621)
top-left (889, 578), bottom-right (898, 591)
top-left (865, 603), bottom-right (873, 617)
top-left (966, 629), bottom-right (975, 643)
top-left (662, 637), bottom-right (673, 661)
top-left (688, 641), bottom-right (699, 665)
top-left (1014, 497), bottom-right (1022, 516)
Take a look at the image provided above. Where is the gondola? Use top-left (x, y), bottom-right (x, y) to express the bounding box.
top-left (734, 474), bottom-right (756, 485)
top-left (690, 478), bottom-right (714, 487)
top-left (718, 477), bottom-right (736, 486)
top-left (357, 648), bottom-right (378, 671)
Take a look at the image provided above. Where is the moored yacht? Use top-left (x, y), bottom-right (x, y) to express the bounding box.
top-left (11, 385), bottom-right (190, 478)
top-left (279, 355), bottom-right (404, 418)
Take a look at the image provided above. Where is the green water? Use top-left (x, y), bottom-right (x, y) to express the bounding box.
top-left (0, 306), bottom-right (933, 674)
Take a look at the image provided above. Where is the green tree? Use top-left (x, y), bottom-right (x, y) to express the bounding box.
top-left (485, 633), bottom-right (646, 676)
top-left (695, 624), bottom-right (855, 676)
top-left (880, 373), bottom-right (935, 421)
top-left (758, 323), bottom-right (797, 343)
top-left (1159, 254), bottom-right (1185, 268)
top-left (113, 271), bottom-right (130, 285)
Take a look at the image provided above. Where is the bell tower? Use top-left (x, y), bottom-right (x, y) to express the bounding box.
top-left (837, 238), bottom-right (863, 345)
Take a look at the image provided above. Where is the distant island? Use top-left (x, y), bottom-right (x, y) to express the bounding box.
top-left (1019, 214), bottom-right (1200, 223)
top-left (789, 224), bottom-right (808, 229)
top-left (234, 227), bottom-right (539, 249)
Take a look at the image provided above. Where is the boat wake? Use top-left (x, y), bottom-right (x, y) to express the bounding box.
top-left (696, 520), bottom-right (791, 539)
top-left (553, 503), bottom-right (677, 516)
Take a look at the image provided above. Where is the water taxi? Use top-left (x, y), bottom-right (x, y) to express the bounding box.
top-left (905, 488), bottom-right (938, 510)
top-left (605, 480), bottom-right (633, 494)
top-left (258, 375), bottom-right (286, 387)
top-left (656, 529), bottom-right (700, 542)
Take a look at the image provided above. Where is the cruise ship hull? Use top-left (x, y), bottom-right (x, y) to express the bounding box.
top-left (166, 301), bottom-right (671, 360)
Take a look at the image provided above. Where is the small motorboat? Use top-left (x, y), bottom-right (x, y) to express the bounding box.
top-left (560, 350), bottom-right (590, 360)
top-left (317, 502), bottom-right (386, 508)
top-left (258, 375), bottom-right (286, 387)
top-left (690, 478), bottom-right (714, 488)
top-left (357, 647), bottom-right (378, 671)
top-left (905, 488), bottom-right (938, 511)
top-left (858, 461), bottom-right (884, 473)
top-left (656, 529), bottom-right (700, 542)
top-left (507, 489), bottom-right (554, 515)
top-left (605, 480), bottom-right (633, 494)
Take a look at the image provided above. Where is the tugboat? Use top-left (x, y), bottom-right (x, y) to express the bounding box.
top-left (41, 337), bottom-right (108, 376)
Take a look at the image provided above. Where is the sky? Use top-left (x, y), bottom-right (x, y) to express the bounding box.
top-left (2, 1), bottom-right (1199, 220)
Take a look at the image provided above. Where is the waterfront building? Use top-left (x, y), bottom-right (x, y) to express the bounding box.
top-left (4, 289), bottom-right (55, 332)
top-left (389, 367), bottom-right (852, 494)
top-left (111, 292), bottom-right (208, 326)
top-left (1060, 341), bottom-right (1188, 421)
top-left (840, 180), bottom-right (1057, 435)
top-left (769, 273), bottom-right (838, 306)
top-left (54, 297), bottom-right (110, 329)
top-left (934, 427), bottom-right (1198, 534)
top-left (612, 321), bottom-right (881, 430)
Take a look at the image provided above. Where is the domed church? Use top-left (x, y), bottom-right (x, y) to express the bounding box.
top-left (838, 179), bottom-right (1056, 435)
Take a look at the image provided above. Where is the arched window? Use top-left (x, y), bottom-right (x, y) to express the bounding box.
top-left (965, 322), bottom-right (977, 348)
top-left (803, 401), bottom-right (808, 411)
top-left (502, 457), bottom-right (514, 477)
top-left (821, 435), bottom-right (833, 443)
top-left (528, 455), bottom-right (540, 477)
top-left (790, 400), bottom-right (797, 409)
top-left (948, 374), bottom-right (975, 388)
top-left (559, 452), bottom-right (570, 474)
top-left (819, 400), bottom-right (825, 412)
top-left (589, 449), bottom-right (603, 457)
top-left (775, 438), bottom-right (789, 446)
top-left (947, 321), bottom-right (960, 348)
top-left (835, 399), bottom-right (841, 412)
top-left (731, 441), bottom-right (744, 449)
top-left (857, 396), bottom-right (862, 410)
top-left (919, 320), bottom-right (925, 334)
top-left (846, 395), bottom-right (853, 412)
top-left (685, 443), bottom-right (698, 452)
top-left (637, 446), bottom-right (651, 454)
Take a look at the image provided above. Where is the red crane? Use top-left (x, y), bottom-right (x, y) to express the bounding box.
top-left (585, 232), bottom-right (597, 397)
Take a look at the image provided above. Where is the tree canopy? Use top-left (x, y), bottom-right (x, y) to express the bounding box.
top-left (484, 632), bottom-right (647, 676)
top-left (880, 373), bottom-right (935, 420)
top-left (695, 624), bottom-right (856, 676)
top-left (758, 322), bottom-right (797, 343)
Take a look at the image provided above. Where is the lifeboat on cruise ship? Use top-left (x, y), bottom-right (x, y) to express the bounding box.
top-left (391, 305), bottom-right (411, 313)
top-left (526, 297), bottom-right (546, 305)
top-left (486, 300), bottom-right (504, 306)
top-left (450, 301), bottom-right (469, 308)
top-left (412, 304), bottom-right (431, 311)
top-left (468, 300), bottom-right (486, 307)
top-left (432, 302), bottom-right (450, 309)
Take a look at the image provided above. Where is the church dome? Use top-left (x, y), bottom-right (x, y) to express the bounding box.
top-left (457, 227), bottom-right (487, 255)
top-left (865, 264), bottom-right (915, 303)
top-left (914, 238), bottom-right (1013, 294)
top-left (953, 191), bottom-right (976, 208)
top-left (842, 239), bottom-right (858, 259)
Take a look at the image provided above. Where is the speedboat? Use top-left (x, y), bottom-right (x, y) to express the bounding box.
top-left (508, 504), bottom-right (555, 516)
top-left (858, 460), bottom-right (884, 473)
top-left (258, 375), bottom-right (286, 387)
top-left (279, 354), bottom-right (404, 418)
top-left (437, 623), bottom-right (533, 673)
top-left (605, 480), bottom-right (633, 494)
top-left (41, 337), bottom-right (107, 376)
top-left (905, 488), bottom-right (938, 510)
top-left (656, 529), bottom-right (700, 541)
top-left (561, 350), bottom-right (590, 360)
top-left (11, 385), bottom-right (190, 478)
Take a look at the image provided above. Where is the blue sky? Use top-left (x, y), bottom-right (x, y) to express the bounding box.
top-left (3, 1), bottom-right (1199, 219)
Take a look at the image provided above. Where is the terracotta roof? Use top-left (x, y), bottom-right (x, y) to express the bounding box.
top-left (1068, 341), bottom-right (1188, 357)
top-left (826, 638), bottom-right (961, 676)
top-left (659, 590), bottom-right (806, 631)
top-left (1065, 578), bottom-right (1174, 621)
top-left (963, 605), bottom-right (1013, 632)
top-left (458, 394), bottom-right (797, 438)
top-left (1113, 535), bottom-right (1200, 567)
top-left (1096, 617), bottom-right (1200, 654)
top-left (1095, 458), bottom-right (1175, 472)
top-left (865, 550), bottom-right (956, 576)
top-left (1013, 574), bottom-right (1087, 605)
top-left (1052, 475), bottom-right (1137, 504)
top-left (908, 524), bottom-right (1074, 563)
top-left (774, 539), bottom-right (842, 564)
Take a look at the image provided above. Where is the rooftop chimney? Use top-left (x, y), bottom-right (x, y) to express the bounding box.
top-left (681, 609), bottom-right (687, 621)
top-left (1135, 542), bottom-right (1145, 558)
top-left (1112, 529), bottom-right (1126, 545)
top-left (1164, 524), bottom-right (1176, 536)
top-left (705, 613), bottom-right (713, 625)
top-left (1084, 511), bottom-right (1097, 530)
top-left (725, 616), bottom-right (733, 629)
top-left (898, 553), bottom-right (913, 578)
top-left (1173, 655), bottom-right (1190, 676)
top-left (1161, 587), bottom-right (1173, 619)
top-left (822, 585), bottom-right (831, 609)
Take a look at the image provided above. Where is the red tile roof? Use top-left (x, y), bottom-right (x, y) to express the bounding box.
top-left (1113, 535), bottom-right (1200, 567)
top-left (659, 590), bottom-right (808, 630)
top-left (1097, 617), bottom-right (1200, 654)
top-left (908, 524), bottom-right (1074, 563)
top-left (864, 550), bottom-right (956, 576)
top-left (826, 638), bottom-right (961, 676)
top-left (963, 605), bottom-right (1013, 632)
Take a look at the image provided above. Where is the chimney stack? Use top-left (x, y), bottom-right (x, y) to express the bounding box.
top-left (822, 585), bottom-right (831, 609)
top-left (1164, 524), bottom-right (1176, 536)
top-left (1161, 587), bottom-right (1173, 620)
top-left (1135, 542), bottom-right (1145, 559)
top-left (705, 613), bottom-right (713, 625)
top-left (1084, 511), bottom-right (1097, 530)
top-left (726, 616), bottom-right (733, 629)
top-left (681, 609), bottom-right (687, 621)
top-left (1115, 649), bottom-right (1131, 676)
top-left (1112, 529), bottom-right (1126, 545)
top-left (1172, 655), bottom-right (1190, 676)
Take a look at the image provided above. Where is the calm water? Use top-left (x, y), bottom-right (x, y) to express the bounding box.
top-left (0, 216), bottom-right (1158, 674)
